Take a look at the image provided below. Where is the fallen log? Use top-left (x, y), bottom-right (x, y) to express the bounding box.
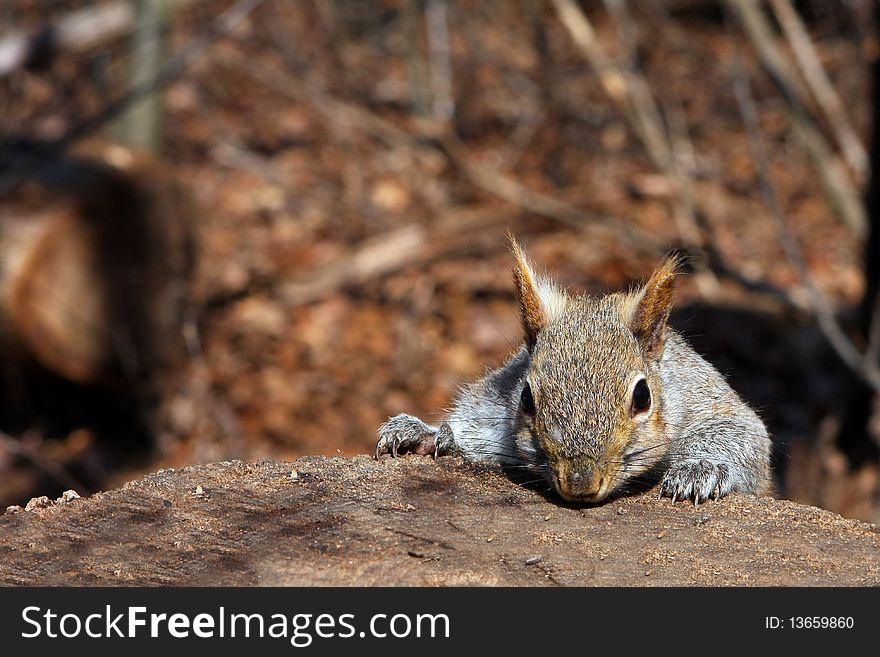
top-left (1, 455), bottom-right (878, 586)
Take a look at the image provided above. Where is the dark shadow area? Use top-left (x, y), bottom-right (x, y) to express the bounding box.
top-left (671, 303), bottom-right (848, 493)
top-left (0, 148), bottom-right (194, 506)
top-left (0, 361), bottom-right (153, 502)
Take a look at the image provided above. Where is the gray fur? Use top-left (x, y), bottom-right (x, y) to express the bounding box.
top-left (655, 332), bottom-right (772, 502)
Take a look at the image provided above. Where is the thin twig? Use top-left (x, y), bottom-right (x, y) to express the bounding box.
top-left (768, 0), bottom-right (868, 181)
top-left (865, 290), bottom-right (880, 364)
top-left (550, 0), bottom-right (721, 297)
top-left (724, 0), bottom-right (867, 239)
top-left (601, 0), bottom-right (639, 71)
top-left (426, 0), bottom-right (454, 122)
top-left (181, 312), bottom-right (245, 458)
top-left (402, 0), bottom-right (430, 117)
top-left (0, 430), bottom-right (86, 493)
top-left (550, 0), bottom-right (672, 171)
top-left (730, 40), bottom-right (880, 392)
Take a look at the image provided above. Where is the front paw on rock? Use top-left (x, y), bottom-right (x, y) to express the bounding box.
top-left (375, 415), bottom-right (454, 458)
top-left (660, 459), bottom-right (731, 505)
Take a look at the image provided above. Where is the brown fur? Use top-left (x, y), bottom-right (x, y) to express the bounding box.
top-left (629, 255), bottom-right (682, 358)
top-left (510, 236), bottom-right (547, 349)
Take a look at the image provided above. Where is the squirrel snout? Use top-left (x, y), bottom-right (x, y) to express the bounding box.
top-left (552, 461), bottom-right (609, 502)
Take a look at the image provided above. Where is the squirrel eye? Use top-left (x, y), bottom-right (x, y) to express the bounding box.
top-left (631, 378), bottom-right (651, 416)
top-left (520, 383), bottom-right (536, 416)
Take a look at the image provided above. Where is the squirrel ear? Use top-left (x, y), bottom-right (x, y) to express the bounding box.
top-left (629, 255), bottom-right (681, 358)
top-left (509, 236), bottom-right (567, 349)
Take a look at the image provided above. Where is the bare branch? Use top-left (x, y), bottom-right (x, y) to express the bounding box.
top-left (768, 0), bottom-right (868, 181)
top-left (0, 430), bottom-right (86, 494)
top-left (402, 0), bottom-right (430, 117)
top-left (724, 0), bottom-right (867, 239)
top-left (120, 0), bottom-right (172, 154)
top-left (549, 0), bottom-right (721, 297)
top-left (865, 290), bottom-right (880, 364)
top-left (426, 0), bottom-right (454, 122)
top-left (550, 0), bottom-right (673, 171)
top-left (601, 0), bottom-right (639, 71)
top-left (730, 41), bottom-right (880, 393)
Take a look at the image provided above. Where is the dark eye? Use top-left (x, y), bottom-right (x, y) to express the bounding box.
top-left (520, 383), bottom-right (536, 416)
top-left (631, 378), bottom-right (651, 416)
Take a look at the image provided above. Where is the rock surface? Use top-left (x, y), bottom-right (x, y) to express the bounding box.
top-left (1, 455), bottom-right (878, 586)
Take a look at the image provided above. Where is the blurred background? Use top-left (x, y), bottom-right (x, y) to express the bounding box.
top-left (1, 0), bottom-right (879, 523)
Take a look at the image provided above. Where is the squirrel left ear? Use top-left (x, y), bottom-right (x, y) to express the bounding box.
top-left (509, 236), bottom-right (568, 349)
top-left (629, 255), bottom-right (681, 358)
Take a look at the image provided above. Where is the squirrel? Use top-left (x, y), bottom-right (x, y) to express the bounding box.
top-left (375, 238), bottom-right (772, 505)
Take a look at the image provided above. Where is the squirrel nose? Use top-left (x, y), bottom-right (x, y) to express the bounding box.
top-left (559, 465), bottom-right (604, 500)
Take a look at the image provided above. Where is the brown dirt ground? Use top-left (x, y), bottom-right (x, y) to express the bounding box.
top-left (2, 2), bottom-right (879, 525)
top-left (1, 456), bottom-right (878, 586)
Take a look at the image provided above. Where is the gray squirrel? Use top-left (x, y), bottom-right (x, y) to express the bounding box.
top-left (376, 239), bottom-right (772, 504)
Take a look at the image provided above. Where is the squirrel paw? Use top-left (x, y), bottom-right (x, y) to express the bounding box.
top-left (375, 414), bottom-right (455, 459)
top-left (660, 459), bottom-right (731, 505)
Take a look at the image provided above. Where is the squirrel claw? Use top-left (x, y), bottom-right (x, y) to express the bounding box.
top-left (376, 414), bottom-right (455, 459)
top-left (433, 422), bottom-right (455, 458)
top-left (661, 459), bottom-right (733, 505)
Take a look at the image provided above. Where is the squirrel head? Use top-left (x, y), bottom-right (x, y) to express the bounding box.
top-left (510, 238), bottom-right (681, 503)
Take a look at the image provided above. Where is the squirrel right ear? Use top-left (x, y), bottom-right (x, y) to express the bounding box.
top-left (629, 255), bottom-right (681, 358)
top-left (510, 237), bottom-right (568, 349)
